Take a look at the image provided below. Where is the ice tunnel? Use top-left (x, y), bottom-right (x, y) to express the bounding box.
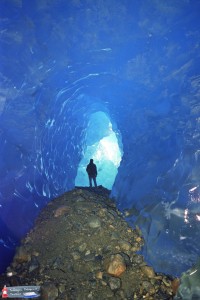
top-left (75, 111), bottom-right (123, 189)
top-left (1, 0), bottom-right (200, 283)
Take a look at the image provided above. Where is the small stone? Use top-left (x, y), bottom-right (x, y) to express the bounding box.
top-left (98, 208), bottom-right (107, 217)
top-left (74, 189), bottom-right (83, 195)
top-left (96, 271), bottom-right (103, 279)
top-left (41, 282), bottom-right (58, 300)
top-left (88, 216), bottom-right (101, 228)
top-left (104, 254), bottom-right (126, 277)
top-left (141, 266), bottom-right (156, 278)
top-left (72, 251), bottom-right (81, 260)
top-left (84, 253), bottom-right (95, 262)
top-left (6, 271), bottom-right (14, 277)
top-left (130, 254), bottom-right (144, 265)
top-left (142, 281), bottom-right (155, 294)
top-left (142, 280), bottom-right (152, 290)
top-left (32, 251), bottom-right (40, 257)
top-left (108, 276), bottom-right (121, 290)
top-left (51, 257), bottom-right (63, 269)
top-left (87, 292), bottom-right (93, 299)
top-left (148, 286), bottom-right (156, 295)
top-left (171, 278), bottom-right (180, 295)
top-left (111, 232), bottom-right (120, 240)
top-left (13, 247), bottom-right (31, 264)
top-left (131, 243), bottom-right (141, 251)
top-left (136, 237), bottom-right (142, 243)
top-left (78, 243), bottom-right (87, 252)
top-left (54, 205), bottom-right (70, 217)
top-left (29, 257), bottom-right (39, 272)
top-left (115, 290), bottom-right (127, 299)
top-left (118, 240), bottom-right (131, 251)
top-left (76, 196), bottom-right (85, 202)
top-left (58, 284), bottom-right (66, 293)
top-left (162, 277), bottom-right (171, 287)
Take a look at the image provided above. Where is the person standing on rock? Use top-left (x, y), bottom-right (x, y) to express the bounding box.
top-left (86, 159), bottom-right (98, 188)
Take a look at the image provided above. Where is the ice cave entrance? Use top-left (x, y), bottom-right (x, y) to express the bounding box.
top-left (75, 111), bottom-right (123, 189)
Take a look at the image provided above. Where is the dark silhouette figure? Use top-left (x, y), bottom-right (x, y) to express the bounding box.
top-left (86, 159), bottom-right (97, 188)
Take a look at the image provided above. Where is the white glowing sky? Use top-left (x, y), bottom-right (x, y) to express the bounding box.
top-left (93, 132), bottom-right (121, 167)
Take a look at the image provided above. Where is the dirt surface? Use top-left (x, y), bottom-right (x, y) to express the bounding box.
top-left (0, 187), bottom-right (179, 299)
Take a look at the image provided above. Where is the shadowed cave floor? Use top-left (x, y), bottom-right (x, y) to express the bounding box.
top-left (0, 187), bottom-right (179, 299)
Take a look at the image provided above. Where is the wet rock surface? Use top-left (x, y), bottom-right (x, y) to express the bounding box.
top-left (0, 187), bottom-right (179, 299)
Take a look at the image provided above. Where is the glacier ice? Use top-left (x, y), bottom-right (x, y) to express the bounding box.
top-left (0, 2), bottom-right (200, 293)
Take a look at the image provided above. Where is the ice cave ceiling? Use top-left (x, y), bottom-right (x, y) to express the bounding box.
top-left (0, 0), bottom-right (200, 277)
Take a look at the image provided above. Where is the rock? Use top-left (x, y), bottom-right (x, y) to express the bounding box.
top-left (101, 280), bottom-right (107, 286)
top-left (120, 252), bottom-right (131, 266)
top-left (41, 282), bottom-right (58, 300)
top-left (96, 271), bottom-right (103, 279)
top-left (54, 205), bottom-right (70, 217)
top-left (6, 268), bottom-right (17, 277)
top-left (88, 216), bottom-right (101, 228)
top-left (28, 256), bottom-right (39, 272)
top-left (104, 254), bottom-right (126, 277)
top-left (141, 265), bottom-right (156, 278)
top-left (130, 253), bottom-right (144, 265)
top-left (59, 294), bottom-right (69, 300)
top-left (71, 251), bottom-right (81, 260)
top-left (73, 189), bottom-right (83, 195)
top-left (13, 247), bottom-right (31, 264)
top-left (32, 250), bottom-right (40, 257)
top-left (78, 243), bottom-right (87, 252)
top-left (108, 276), bottom-right (121, 290)
top-left (58, 283), bottom-right (66, 293)
top-left (171, 278), bottom-right (180, 295)
top-left (52, 257), bottom-right (63, 269)
top-left (131, 243), bottom-right (141, 251)
top-left (98, 208), bottom-right (107, 217)
top-left (111, 232), bottom-right (120, 240)
top-left (84, 253), bottom-right (96, 262)
top-left (115, 289), bottom-right (127, 299)
top-left (162, 277), bottom-right (171, 287)
top-left (102, 245), bottom-right (112, 254)
top-left (135, 236), bottom-right (142, 243)
top-left (76, 196), bottom-right (85, 202)
top-left (142, 280), bottom-right (155, 293)
top-left (118, 240), bottom-right (131, 251)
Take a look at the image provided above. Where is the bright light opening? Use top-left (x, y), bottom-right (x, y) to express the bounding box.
top-left (75, 111), bottom-right (123, 190)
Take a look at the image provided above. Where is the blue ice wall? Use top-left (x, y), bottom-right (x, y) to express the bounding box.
top-left (0, 0), bottom-right (200, 276)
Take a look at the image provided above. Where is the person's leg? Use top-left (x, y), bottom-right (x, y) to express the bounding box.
top-left (89, 176), bottom-right (92, 187)
top-left (93, 177), bottom-right (97, 187)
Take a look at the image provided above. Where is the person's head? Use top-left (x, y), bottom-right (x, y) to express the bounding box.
top-left (90, 159), bottom-right (93, 163)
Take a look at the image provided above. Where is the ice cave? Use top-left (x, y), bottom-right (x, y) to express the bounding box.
top-left (0, 0), bottom-right (200, 294)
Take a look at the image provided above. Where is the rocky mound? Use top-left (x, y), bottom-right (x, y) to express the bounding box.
top-left (0, 187), bottom-right (179, 299)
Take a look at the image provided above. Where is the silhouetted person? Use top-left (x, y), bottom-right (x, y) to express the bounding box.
top-left (86, 159), bottom-right (97, 188)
